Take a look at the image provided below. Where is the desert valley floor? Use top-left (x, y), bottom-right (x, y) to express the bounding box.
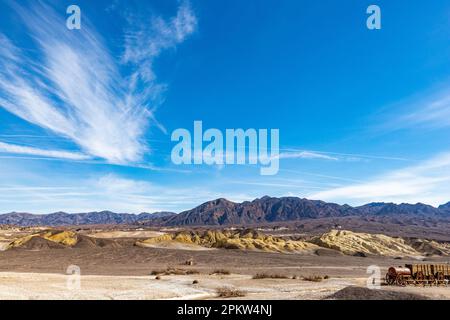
top-left (0, 226), bottom-right (449, 300)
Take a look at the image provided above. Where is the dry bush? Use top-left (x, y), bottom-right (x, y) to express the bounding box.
top-left (151, 270), bottom-right (164, 275)
top-left (151, 267), bottom-right (199, 276)
top-left (303, 275), bottom-right (324, 282)
top-left (252, 273), bottom-right (289, 279)
top-left (192, 280), bottom-right (199, 284)
top-left (211, 269), bottom-right (231, 275)
top-left (217, 287), bottom-right (246, 298)
top-left (186, 270), bottom-right (200, 275)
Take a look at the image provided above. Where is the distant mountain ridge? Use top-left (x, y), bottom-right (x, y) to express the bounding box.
top-left (0, 211), bottom-right (175, 226)
top-left (1, 196), bottom-right (449, 227)
top-left (160, 197), bottom-right (449, 226)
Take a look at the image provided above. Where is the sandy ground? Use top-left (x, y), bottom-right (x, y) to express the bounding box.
top-left (0, 272), bottom-right (448, 300)
top-left (0, 272), bottom-right (357, 300)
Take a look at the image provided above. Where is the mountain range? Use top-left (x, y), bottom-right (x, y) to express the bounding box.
top-left (1, 196), bottom-right (449, 227)
top-left (0, 211), bottom-right (174, 227)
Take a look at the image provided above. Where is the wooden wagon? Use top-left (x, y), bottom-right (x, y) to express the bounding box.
top-left (386, 264), bottom-right (450, 286)
top-left (432, 264), bottom-right (450, 285)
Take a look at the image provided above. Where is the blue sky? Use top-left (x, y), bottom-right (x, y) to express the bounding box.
top-left (0, 0), bottom-right (450, 213)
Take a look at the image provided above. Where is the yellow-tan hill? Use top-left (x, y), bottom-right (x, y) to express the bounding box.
top-left (137, 229), bottom-right (318, 253)
top-left (310, 229), bottom-right (421, 256)
top-left (7, 230), bottom-right (78, 249)
top-left (405, 238), bottom-right (450, 256)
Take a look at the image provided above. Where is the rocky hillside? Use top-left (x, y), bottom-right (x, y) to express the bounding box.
top-left (160, 197), bottom-right (359, 226)
top-left (310, 230), bottom-right (420, 256)
top-left (311, 229), bottom-right (450, 257)
top-left (136, 229), bottom-right (318, 253)
top-left (3, 227), bottom-right (449, 257)
top-left (158, 197), bottom-right (449, 227)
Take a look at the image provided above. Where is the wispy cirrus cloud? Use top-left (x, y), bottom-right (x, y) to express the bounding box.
top-left (375, 85), bottom-right (450, 132)
top-left (0, 141), bottom-right (89, 160)
top-left (402, 93), bottom-right (450, 128)
top-left (123, 1), bottom-right (197, 83)
top-left (277, 150), bottom-right (338, 161)
top-left (280, 149), bottom-right (411, 162)
top-left (0, 1), bottom-right (196, 164)
top-left (310, 152), bottom-right (450, 206)
top-left (0, 173), bottom-right (254, 214)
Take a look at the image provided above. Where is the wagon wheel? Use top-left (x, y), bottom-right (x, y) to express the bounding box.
top-left (428, 274), bottom-right (435, 286)
top-left (415, 271), bottom-right (424, 286)
top-left (436, 272), bottom-right (445, 286)
top-left (385, 273), bottom-right (395, 285)
top-left (396, 275), bottom-right (406, 287)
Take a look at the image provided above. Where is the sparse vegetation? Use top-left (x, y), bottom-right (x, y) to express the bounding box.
top-left (302, 275), bottom-right (324, 282)
top-left (252, 273), bottom-right (289, 279)
top-left (151, 267), bottom-right (200, 276)
top-left (211, 269), bottom-right (231, 275)
top-left (186, 269), bottom-right (200, 275)
top-left (217, 287), bottom-right (246, 298)
top-left (150, 270), bottom-right (162, 275)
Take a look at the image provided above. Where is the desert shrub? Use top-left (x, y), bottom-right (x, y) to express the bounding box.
top-left (155, 276), bottom-right (161, 280)
top-left (211, 269), bottom-right (231, 275)
top-left (217, 287), bottom-right (246, 298)
top-left (192, 280), bottom-right (199, 284)
top-left (252, 273), bottom-right (289, 279)
top-left (303, 275), bottom-right (323, 282)
top-left (186, 270), bottom-right (200, 275)
top-left (152, 268), bottom-right (199, 276)
top-left (151, 270), bottom-right (164, 275)
top-left (324, 275), bottom-right (330, 279)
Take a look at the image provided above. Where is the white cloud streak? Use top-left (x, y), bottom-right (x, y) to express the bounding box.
top-left (310, 152), bottom-right (450, 206)
top-left (0, 1), bottom-right (196, 164)
top-left (123, 1), bottom-right (197, 83)
top-left (375, 86), bottom-right (450, 132)
top-left (281, 149), bottom-right (412, 162)
top-left (0, 142), bottom-right (90, 160)
top-left (0, 174), bottom-right (254, 214)
top-left (277, 151), bottom-right (338, 161)
top-left (402, 94), bottom-right (450, 128)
